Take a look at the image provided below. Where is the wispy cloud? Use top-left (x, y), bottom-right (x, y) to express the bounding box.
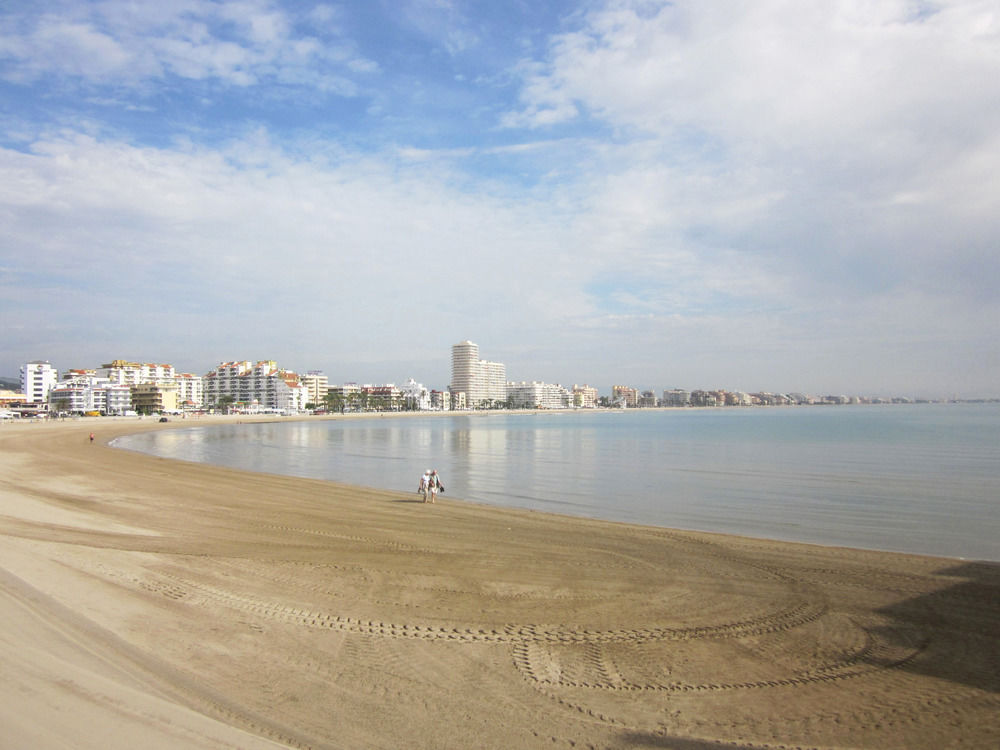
top-left (0, 0), bottom-right (374, 92)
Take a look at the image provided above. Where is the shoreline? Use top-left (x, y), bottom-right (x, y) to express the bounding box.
top-left (1, 418), bottom-right (998, 748)
top-left (107, 409), bottom-right (997, 564)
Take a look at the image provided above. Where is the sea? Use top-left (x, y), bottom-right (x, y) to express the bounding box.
top-left (113, 404), bottom-right (1000, 562)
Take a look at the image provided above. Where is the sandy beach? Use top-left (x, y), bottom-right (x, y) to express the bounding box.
top-left (1, 418), bottom-right (997, 749)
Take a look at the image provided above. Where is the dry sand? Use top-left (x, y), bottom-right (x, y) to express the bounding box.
top-left (1, 417), bottom-right (997, 750)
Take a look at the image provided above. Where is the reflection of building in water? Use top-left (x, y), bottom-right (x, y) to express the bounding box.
top-left (450, 340), bottom-right (506, 408)
top-left (451, 416), bottom-right (604, 508)
top-left (448, 417), bottom-right (509, 500)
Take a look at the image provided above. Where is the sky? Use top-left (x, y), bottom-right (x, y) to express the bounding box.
top-left (2, 0), bottom-right (998, 399)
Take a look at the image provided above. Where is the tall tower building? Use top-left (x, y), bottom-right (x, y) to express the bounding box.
top-left (450, 340), bottom-right (507, 407)
top-left (451, 340), bottom-right (481, 403)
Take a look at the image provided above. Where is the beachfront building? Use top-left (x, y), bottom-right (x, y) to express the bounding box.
top-left (97, 359), bottom-right (203, 409)
top-left (174, 373), bottom-right (203, 410)
top-left (300, 371), bottom-right (329, 408)
top-left (572, 384), bottom-right (599, 408)
top-left (430, 390), bottom-right (451, 410)
top-left (612, 385), bottom-right (639, 408)
top-left (726, 391), bottom-right (754, 406)
top-left (400, 378), bottom-right (431, 410)
top-left (21, 361), bottom-right (58, 404)
top-left (690, 390), bottom-right (722, 407)
top-left (202, 360), bottom-right (308, 413)
top-left (98, 360), bottom-right (176, 386)
top-left (326, 382), bottom-right (362, 412)
top-left (48, 372), bottom-right (132, 415)
top-left (450, 340), bottom-right (507, 408)
top-left (131, 382), bottom-right (179, 414)
top-left (507, 381), bottom-right (571, 409)
top-left (638, 391), bottom-right (658, 408)
top-left (105, 385), bottom-right (133, 415)
top-left (362, 384), bottom-right (403, 411)
top-left (663, 389), bottom-right (690, 406)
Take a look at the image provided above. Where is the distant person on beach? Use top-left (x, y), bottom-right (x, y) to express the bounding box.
top-left (418, 470), bottom-right (431, 502)
top-left (89, 432), bottom-right (95, 443)
top-left (428, 470), bottom-right (444, 503)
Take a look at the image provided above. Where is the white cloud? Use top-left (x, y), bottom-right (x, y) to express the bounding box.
top-left (0, 130), bottom-right (585, 373)
top-left (503, 1), bottom-right (1000, 292)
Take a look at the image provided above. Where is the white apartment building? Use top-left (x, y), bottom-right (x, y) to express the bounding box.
top-left (450, 340), bottom-right (507, 408)
top-left (21, 361), bottom-right (58, 403)
top-left (49, 372), bottom-right (131, 415)
top-left (663, 389), bottom-right (691, 406)
top-left (507, 381), bottom-right (571, 409)
top-left (98, 360), bottom-right (176, 386)
top-left (202, 360), bottom-right (307, 413)
top-left (48, 379), bottom-right (97, 413)
top-left (483, 361), bottom-right (507, 405)
top-left (174, 373), bottom-right (204, 409)
top-left (400, 378), bottom-right (431, 410)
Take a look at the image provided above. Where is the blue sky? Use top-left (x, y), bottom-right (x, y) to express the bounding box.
top-left (2, 0), bottom-right (998, 398)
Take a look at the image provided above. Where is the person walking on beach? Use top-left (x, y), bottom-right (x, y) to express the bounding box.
top-left (427, 469), bottom-right (444, 503)
top-left (89, 432), bottom-right (95, 443)
top-left (418, 470), bottom-right (431, 502)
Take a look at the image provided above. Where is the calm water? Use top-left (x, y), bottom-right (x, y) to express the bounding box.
top-left (114, 404), bottom-right (1000, 561)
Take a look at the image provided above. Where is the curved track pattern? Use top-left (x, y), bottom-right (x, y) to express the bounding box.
top-left (113, 567), bottom-right (832, 646)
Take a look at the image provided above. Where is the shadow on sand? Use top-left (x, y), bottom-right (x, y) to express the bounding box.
top-left (615, 733), bottom-right (757, 749)
top-left (872, 559), bottom-right (1000, 694)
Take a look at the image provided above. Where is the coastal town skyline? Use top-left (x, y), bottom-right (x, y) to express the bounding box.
top-left (6, 343), bottom-right (993, 413)
top-left (2, 2), bottom-right (998, 399)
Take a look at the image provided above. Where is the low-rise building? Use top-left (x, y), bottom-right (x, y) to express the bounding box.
top-left (430, 390), bottom-right (451, 410)
top-left (49, 372), bottom-right (132, 415)
top-left (638, 390), bottom-right (658, 408)
top-left (400, 378), bottom-right (431, 410)
top-left (726, 391), bottom-right (753, 406)
top-left (572, 384), bottom-right (599, 408)
top-left (362, 384), bottom-right (403, 411)
top-left (612, 385), bottom-right (639, 408)
top-left (663, 389), bottom-right (690, 406)
top-left (131, 382), bottom-right (179, 414)
top-left (507, 381), bottom-right (570, 409)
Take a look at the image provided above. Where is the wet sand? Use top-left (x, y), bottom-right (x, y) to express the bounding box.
top-left (1, 417), bottom-right (997, 749)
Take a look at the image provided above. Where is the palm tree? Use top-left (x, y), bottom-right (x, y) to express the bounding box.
top-left (324, 392), bottom-right (345, 413)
